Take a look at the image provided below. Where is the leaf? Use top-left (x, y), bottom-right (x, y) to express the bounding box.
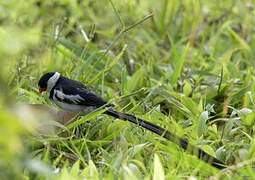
top-left (122, 164), bottom-right (139, 180)
top-left (128, 143), bottom-right (149, 156)
top-left (81, 160), bottom-right (99, 180)
top-left (227, 27), bottom-right (251, 53)
top-left (215, 147), bottom-right (227, 161)
top-left (241, 112), bottom-right (255, 126)
top-left (247, 138), bottom-right (255, 159)
top-left (223, 119), bottom-right (235, 139)
top-left (180, 96), bottom-right (200, 116)
top-left (58, 166), bottom-right (76, 180)
top-left (183, 80), bottom-right (192, 96)
top-left (170, 43), bottom-right (190, 84)
top-left (125, 67), bottom-right (145, 93)
top-left (199, 145), bottom-right (216, 157)
top-left (197, 111), bottom-right (209, 137)
top-left (239, 149), bottom-right (248, 161)
top-left (57, 37), bottom-right (89, 60)
top-left (70, 160), bottom-right (80, 177)
top-left (153, 154), bottom-right (164, 180)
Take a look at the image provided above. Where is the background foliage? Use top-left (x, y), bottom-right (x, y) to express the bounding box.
top-left (1, 0), bottom-right (255, 179)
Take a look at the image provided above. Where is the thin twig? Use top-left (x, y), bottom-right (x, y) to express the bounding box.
top-left (217, 66), bottom-right (223, 94)
top-left (109, 0), bottom-right (125, 27)
top-left (123, 13), bottom-right (153, 33)
top-left (103, 13), bottom-right (153, 58)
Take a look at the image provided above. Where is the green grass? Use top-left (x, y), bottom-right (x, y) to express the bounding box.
top-left (1, 0), bottom-right (255, 179)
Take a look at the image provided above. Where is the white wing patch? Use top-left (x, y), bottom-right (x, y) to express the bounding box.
top-left (54, 89), bottom-right (85, 103)
top-left (52, 89), bottom-right (95, 112)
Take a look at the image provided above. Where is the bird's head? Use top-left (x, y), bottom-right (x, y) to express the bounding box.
top-left (38, 72), bottom-right (60, 93)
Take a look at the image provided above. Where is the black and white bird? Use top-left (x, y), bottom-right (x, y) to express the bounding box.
top-left (38, 72), bottom-right (108, 114)
top-left (38, 72), bottom-right (225, 169)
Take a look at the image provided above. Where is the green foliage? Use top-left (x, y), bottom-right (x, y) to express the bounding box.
top-left (1, 0), bottom-right (255, 179)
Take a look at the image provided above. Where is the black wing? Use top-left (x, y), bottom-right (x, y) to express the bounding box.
top-left (54, 77), bottom-right (107, 107)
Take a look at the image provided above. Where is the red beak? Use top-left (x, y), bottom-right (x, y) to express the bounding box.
top-left (39, 87), bottom-right (46, 94)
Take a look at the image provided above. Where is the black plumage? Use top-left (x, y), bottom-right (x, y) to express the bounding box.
top-left (51, 76), bottom-right (107, 107)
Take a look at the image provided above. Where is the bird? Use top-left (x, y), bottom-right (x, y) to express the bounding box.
top-left (38, 71), bottom-right (225, 169)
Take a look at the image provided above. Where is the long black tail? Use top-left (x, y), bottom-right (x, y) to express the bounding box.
top-left (105, 109), bottom-right (226, 169)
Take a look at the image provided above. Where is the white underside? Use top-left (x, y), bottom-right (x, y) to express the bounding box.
top-left (52, 96), bottom-right (95, 114)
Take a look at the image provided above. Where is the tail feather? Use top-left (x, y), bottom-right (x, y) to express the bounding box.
top-left (105, 109), bottom-right (225, 169)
